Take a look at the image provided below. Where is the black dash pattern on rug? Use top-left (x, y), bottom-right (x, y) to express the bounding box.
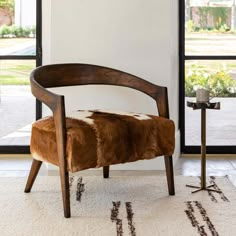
top-left (111, 201), bottom-right (123, 236)
top-left (185, 201), bottom-right (207, 236)
top-left (195, 201), bottom-right (219, 236)
top-left (185, 201), bottom-right (219, 236)
top-left (76, 177), bottom-right (85, 202)
top-left (198, 176), bottom-right (229, 203)
top-left (209, 176), bottom-right (229, 202)
top-left (111, 201), bottom-right (136, 236)
top-left (69, 176), bottom-right (75, 190)
top-left (125, 202), bottom-right (136, 236)
top-left (207, 189), bottom-right (217, 203)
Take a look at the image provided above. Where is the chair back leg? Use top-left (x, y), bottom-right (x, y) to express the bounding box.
top-left (164, 155), bottom-right (175, 195)
top-left (24, 159), bottom-right (42, 193)
top-left (103, 166), bottom-right (110, 178)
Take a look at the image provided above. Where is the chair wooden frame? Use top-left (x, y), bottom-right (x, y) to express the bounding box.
top-left (24, 63), bottom-right (175, 218)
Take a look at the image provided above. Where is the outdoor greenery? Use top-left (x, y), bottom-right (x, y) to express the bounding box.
top-left (0, 0), bottom-right (35, 38)
top-left (0, 25), bottom-right (36, 38)
top-left (185, 5), bottom-right (236, 97)
top-left (199, 7), bottom-right (228, 30)
top-left (0, 0), bottom-right (14, 25)
top-left (185, 65), bottom-right (236, 97)
top-left (0, 0), bottom-right (14, 10)
top-left (186, 6), bottom-right (233, 33)
top-left (186, 20), bottom-right (232, 33)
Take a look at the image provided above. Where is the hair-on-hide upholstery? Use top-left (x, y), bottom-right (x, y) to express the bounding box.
top-left (31, 110), bottom-right (175, 172)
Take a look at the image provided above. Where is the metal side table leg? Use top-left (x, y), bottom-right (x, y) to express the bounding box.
top-left (186, 108), bottom-right (221, 194)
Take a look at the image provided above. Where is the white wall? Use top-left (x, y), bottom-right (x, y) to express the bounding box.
top-left (42, 0), bottom-right (179, 170)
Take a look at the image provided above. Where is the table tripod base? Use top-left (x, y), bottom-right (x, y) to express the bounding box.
top-left (186, 184), bottom-right (222, 194)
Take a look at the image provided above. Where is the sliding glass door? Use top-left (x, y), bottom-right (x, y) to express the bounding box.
top-left (0, 0), bottom-right (41, 153)
top-left (180, 0), bottom-right (236, 153)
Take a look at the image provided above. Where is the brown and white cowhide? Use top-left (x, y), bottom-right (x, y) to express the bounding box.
top-left (30, 110), bottom-right (175, 172)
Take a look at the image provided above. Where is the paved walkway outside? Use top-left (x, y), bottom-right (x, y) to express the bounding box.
top-left (186, 33), bottom-right (236, 55)
top-left (185, 97), bottom-right (236, 146)
top-left (0, 38), bottom-right (35, 55)
top-left (0, 86), bottom-right (34, 145)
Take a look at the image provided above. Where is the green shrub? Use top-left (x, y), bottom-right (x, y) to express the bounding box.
top-left (0, 25), bottom-right (11, 37)
top-left (31, 26), bottom-right (36, 36)
top-left (22, 27), bottom-right (31, 37)
top-left (220, 24), bottom-right (230, 32)
top-left (0, 25), bottom-right (36, 38)
top-left (185, 65), bottom-right (236, 97)
top-left (186, 20), bottom-right (195, 33)
top-left (14, 26), bottom-right (24, 37)
top-left (9, 24), bottom-right (17, 35)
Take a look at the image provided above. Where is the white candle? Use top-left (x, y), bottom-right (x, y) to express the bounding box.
top-left (196, 89), bottom-right (210, 102)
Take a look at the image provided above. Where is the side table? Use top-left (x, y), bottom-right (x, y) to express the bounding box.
top-left (186, 100), bottom-right (221, 193)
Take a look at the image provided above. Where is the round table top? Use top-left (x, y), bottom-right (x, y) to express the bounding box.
top-left (187, 100), bottom-right (220, 110)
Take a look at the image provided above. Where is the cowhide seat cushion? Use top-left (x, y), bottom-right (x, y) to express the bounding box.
top-left (30, 110), bottom-right (175, 173)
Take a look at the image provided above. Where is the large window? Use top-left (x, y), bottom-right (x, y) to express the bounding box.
top-left (0, 0), bottom-right (42, 153)
top-left (180, 0), bottom-right (236, 153)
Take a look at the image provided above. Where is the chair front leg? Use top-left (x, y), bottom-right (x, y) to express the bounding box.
top-left (54, 104), bottom-right (71, 218)
top-left (24, 159), bottom-right (42, 193)
top-left (58, 160), bottom-right (71, 218)
top-left (164, 155), bottom-right (175, 195)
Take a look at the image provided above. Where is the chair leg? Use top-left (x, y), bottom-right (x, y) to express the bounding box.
top-left (164, 155), bottom-right (175, 195)
top-left (24, 159), bottom-right (42, 193)
top-left (103, 166), bottom-right (110, 178)
top-left (59, 167), bottom-right (71, 218)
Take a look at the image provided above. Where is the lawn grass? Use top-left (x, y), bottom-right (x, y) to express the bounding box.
top-left (185, 60), bottom-right (236, 73)
top-left (0, 60), bottom-right (34, 85)
top-left (0, 76), bottom-right (29, 85)
top-left (0, 39), bottom-right (35, 85)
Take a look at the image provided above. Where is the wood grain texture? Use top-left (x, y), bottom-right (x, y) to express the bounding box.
top-left (24, 159), bottom-right (42, 193)
top-left (164, 155), bottom-right (175, 195)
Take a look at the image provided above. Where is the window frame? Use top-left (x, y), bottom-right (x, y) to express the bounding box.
top-left (0, 0), bottom-right (42, 154)
top-left (179, 0), bottom-right (236, 154)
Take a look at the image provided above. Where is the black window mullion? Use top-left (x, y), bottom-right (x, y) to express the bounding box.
top-left (36, 0), bottom-right (42, 67)
top-left (35, 0), bottom-right (42, 121)
top-left (179, 0), bottom-right (186, 152)
top-left (185, 55), bottom-right (236, 60)
top-left (0, 56), bottom-right (36, 60)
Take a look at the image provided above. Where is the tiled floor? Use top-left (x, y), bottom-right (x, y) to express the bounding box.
top-left (175, 155), bottom-right (236, 187)
top-left (1, 155), bottom-right (236, 186)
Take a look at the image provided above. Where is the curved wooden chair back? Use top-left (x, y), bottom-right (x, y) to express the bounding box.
top-left (31, 64), bottom-right (169, 118)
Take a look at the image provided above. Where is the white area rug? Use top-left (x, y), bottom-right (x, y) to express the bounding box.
top-left (0, 176), bottom-right (236, 236)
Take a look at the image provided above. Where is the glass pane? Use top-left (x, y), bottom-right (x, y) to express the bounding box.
top-left (185, 0), bottom-right (236, 55)
top-left (0, 0), bottom-right (36, 55)
top-left (0, 60), bottom-right (35, 146)
top-left (185, 60), bottom-right (236, 145)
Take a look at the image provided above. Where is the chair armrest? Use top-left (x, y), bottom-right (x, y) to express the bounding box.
top-left (30, 74), bottom-right (63, 114)
top-left (30, 73), bottom-right (67, 169)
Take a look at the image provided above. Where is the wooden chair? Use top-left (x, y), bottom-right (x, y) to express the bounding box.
top-left (24, 63), bottom-right (175, 218)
